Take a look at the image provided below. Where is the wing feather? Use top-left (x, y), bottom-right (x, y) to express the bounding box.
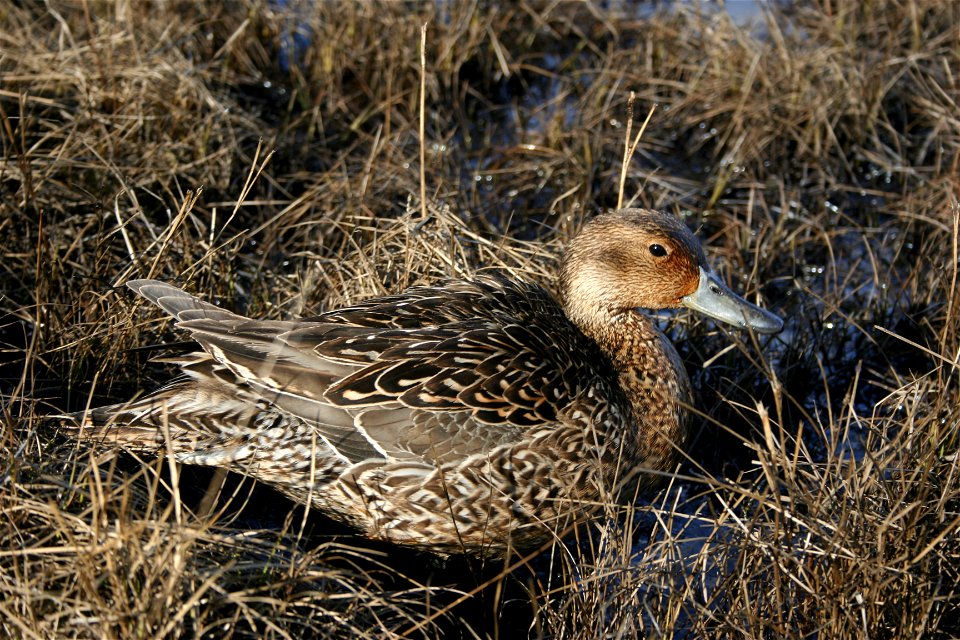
top-left (118, 276), bottom-right (620, 467)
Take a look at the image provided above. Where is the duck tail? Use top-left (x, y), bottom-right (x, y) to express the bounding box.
top-left (52, 400), bottom-right (170, 451)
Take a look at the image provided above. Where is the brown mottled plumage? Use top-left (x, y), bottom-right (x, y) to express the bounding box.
top-left (59, 209), bottom-right (782, 555)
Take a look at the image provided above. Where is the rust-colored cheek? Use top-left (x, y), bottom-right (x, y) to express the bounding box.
top-left (670, 254), bottom-right (701, 299)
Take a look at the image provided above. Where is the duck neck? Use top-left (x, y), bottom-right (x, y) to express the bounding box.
top-left (574, 308), bottom-right (692, 480)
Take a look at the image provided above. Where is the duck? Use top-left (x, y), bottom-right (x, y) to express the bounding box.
top-left (60, 208), bottom-right (782, 555)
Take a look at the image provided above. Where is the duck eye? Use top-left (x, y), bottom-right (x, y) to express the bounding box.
top-left (649, 243), bottom-right (668, 257)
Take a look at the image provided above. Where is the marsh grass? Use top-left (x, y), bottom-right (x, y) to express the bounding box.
top-left (2, 1), bottom-right (958, 637)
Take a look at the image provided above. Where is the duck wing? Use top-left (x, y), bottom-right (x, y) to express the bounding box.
top-left (121, 278), bottom-right (617, 467)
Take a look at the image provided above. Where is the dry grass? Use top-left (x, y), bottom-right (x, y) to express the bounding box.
top-left (2, 0), bottom-right (958, 637)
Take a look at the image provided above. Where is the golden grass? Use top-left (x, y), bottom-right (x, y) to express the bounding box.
top-left (2, 1), bottom-right (958, 637)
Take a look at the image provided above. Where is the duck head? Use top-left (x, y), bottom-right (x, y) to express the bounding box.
top-left (560, 208), bottom-right (783, 335)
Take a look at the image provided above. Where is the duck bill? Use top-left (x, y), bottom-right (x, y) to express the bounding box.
top-left (681, 268), bottom-right (783, 334)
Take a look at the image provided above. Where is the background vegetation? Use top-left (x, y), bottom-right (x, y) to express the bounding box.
top-left (1, 1), bottom-right (958, 637)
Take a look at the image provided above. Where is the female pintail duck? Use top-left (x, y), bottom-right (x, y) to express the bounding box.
top-left (62, 208), bottom-right (782, 555)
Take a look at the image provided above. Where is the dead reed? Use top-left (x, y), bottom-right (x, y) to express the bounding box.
top-left (1, 1), bottom-right (958, 638)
